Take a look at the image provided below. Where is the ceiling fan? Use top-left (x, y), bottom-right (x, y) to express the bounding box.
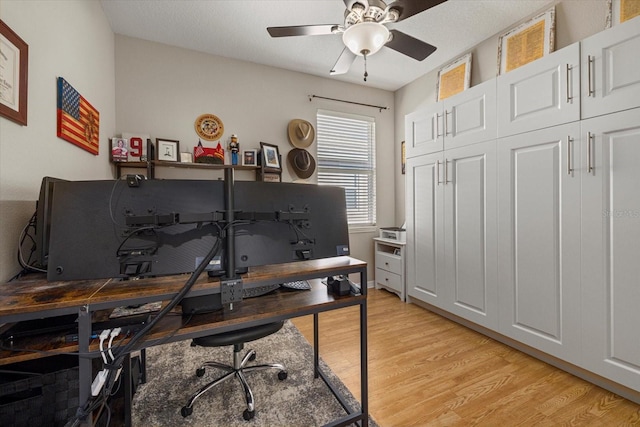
top-left (267, 0), bottom-right (447, 81)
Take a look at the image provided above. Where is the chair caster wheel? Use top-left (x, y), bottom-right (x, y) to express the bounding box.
top-left (243, 409), bottom-right (255, 420)
top-left (181, 406), bottom-right (193, 417)
top-left (278, 370), bottom-right (288, 381)
top-left (248, 352), bottom-right (256, 362)
top-left (196, 367), bottom-right (206, 377)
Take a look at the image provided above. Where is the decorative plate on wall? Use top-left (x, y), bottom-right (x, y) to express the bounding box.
top-left (194, 113), bottom-right (224, 141)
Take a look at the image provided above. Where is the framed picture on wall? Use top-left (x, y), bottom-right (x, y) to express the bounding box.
top-left (260, 142), bottom-right (281, 171)
top-left (436, 53), bottom-right (472, 101)
top-left (156, 138), bottom-right (180, 162)
top-left (497, 7), bottom-right (555, 75)
top-left (242, 149), bottom-right (257, 166)
top-left (0, 20), bottom-right (28, 126)
top-left (607, 0), bottom-right (640, 28)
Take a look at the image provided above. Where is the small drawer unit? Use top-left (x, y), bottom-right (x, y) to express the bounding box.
top-left (373, 237), bottom-right (406, 301)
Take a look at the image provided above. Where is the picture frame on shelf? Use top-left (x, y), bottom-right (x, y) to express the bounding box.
top-left (180, 152), bottom-right (193, 163)
top-left (111, 137), bottom-right (129, 162)
top-left (607, 0), bottom-right (640, 28)
top-left (0, 20), bottom-right (28, 126)
top-left (497, 7), bottom-right (555, 75)
top-left (242, 149), bottom-right (257, 166)
top-left (436, 53), bottom-right (472, 101)
top-left (260, 142), bottom-right (281, 171)
top-left (156, 138), bottom-right (180, 162)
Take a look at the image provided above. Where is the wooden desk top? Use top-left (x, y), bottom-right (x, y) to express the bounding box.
top-left (0, 256), bottom-right (366, 320)
top-left (0, 257), bottom-right (367, 365)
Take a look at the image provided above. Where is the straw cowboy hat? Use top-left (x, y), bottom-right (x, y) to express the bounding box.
top-left (287, 119), bottom-right (315, 148)
top-left (288, 148), bottom-right (316, 179)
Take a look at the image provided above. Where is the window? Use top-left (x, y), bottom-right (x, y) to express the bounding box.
top-left (316, 110), bottom-right (376, 227)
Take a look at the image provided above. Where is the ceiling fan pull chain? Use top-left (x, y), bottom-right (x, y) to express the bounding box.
top-left (363, 51), bottom-right (368, 82)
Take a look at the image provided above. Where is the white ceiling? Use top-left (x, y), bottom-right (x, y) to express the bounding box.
top-left (100, 0), bottom-right (553, 92)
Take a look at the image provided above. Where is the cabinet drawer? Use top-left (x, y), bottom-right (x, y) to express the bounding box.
top-left (376, 252), bottom-right (402, 274)
top-left (375, 268), bottom-right (401, 292)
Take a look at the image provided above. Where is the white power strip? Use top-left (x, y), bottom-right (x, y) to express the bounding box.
top-left (91, 369), bottom-right (109, 396)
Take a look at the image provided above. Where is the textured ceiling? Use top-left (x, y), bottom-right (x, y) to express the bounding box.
top-left (101, 0), bottom-right (554, 91)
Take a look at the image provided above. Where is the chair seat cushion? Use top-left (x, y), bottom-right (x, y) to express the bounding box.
top-left (193, 321), bottom-right (285, 348)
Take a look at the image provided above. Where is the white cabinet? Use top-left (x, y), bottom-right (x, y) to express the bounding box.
top-left (581, 19), bottom-right (640, 119)
top-left (497, 43), bottom-right (580, 138)
top-left (443, 141), bottom-right (498, 329)
top-left (406, 152), bottom-right (445, 307)
top-left (581, 108), bottom-right (640, 391)
top-left (497, 122), bottom-right (582, 362)
top-left (406, 141), bottom-right (498, 329)
top-left (374, 238), bottom-right (406, 301)
top-left (405, 79), bottom-right (497, 158)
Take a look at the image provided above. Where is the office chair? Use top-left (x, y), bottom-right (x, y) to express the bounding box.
top-left (180, 320), bottom-right (288, 420)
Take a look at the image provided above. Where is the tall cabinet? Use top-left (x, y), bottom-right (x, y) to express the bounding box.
top-left (580, 107), bottom-right (640, 392)
top-left (405, 18), bottom-right (640, 399)
top-left (406, 79), bottom-right (498, 330)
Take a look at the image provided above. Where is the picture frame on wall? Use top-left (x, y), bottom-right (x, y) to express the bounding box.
top-left (497, 7), bottom-right (555, 75)
top-left (242, 149), bottom-right (257, 166)
top-left (260, 142), bottom-right (281, 171)
top-left (606, 0), bottom-right (640, 28)
top-left (0, 20), bottom-right (29, 126)
top-left (401, 141), bottom-right (406, 175)
top-left (157, 138), bottom-right (180, 162)
top-left (436, 53), bottom-right (472, 101)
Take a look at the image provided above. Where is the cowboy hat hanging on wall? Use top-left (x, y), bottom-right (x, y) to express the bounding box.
top-left (288, 119), bottom-right (314, 148)
top-left (287, 119), bottom-right (316, 179)
top-left (288, 148), bottom-right (316, 179)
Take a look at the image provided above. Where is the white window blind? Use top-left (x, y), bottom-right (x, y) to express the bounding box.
top-left (316, 110), bottom-right (376, 227)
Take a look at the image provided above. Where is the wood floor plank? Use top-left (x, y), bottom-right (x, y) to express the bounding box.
top-left (291, 288), bottom-right (640, 426)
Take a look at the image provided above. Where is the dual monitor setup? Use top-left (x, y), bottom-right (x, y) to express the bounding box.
top-left (34, 175), bottom-right (351, 307)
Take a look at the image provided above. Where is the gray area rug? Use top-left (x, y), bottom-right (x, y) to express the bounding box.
top-left (131, 320), bottom-right (377, 426)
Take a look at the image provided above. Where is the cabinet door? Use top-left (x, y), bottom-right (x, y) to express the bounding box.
top-left (581, 108), bottom-right (640, 391)
top-left (405, 104), bottom-right (443, 158)
top-left (443, 140), bottom-right (498, 329)
top-left (444, 79), bottom-right (497, 150)
top-left (406, 152), bottom-right (445, 307)
top-left (581, 19), bottom-right (640, 119)
top-left (497, 43), bottom-right (580, 138)
top-left (497, 123), bottom-right (582, 362)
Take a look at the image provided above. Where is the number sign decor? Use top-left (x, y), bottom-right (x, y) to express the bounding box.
top-left (56, 77), bottom-right (100, 154)
top-left (122, 132), bottom-right (150, 161)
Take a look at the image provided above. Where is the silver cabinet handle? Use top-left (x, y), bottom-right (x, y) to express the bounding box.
top-left (435, 114), bottom-right (442, 138)
top-left (445, 159), bottom-right (451, 184)
top-left (444, 110), bottom-right (451, 136)
top-left (567, 136), bottom-right (574, 175)
top-left (588, 55), bottom-right (595, 97)
top-left (566, 64), bottom-right (573, 103)
top-left (436, 160), bottom-right (442, 185)
top-left (587, 132), bottom-right (594, 173)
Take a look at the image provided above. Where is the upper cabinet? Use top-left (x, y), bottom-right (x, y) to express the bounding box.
top-left (497, 43), bottom-right (580, 138)
top-left (405, 79), bottom-right (497, 158)
top-left (581, 18), bottom-right (640, 119)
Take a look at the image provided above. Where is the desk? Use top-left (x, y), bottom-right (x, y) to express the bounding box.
top-left (0, 256), bottom-right (368, 427)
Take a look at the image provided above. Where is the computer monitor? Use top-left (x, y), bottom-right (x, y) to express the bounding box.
top-left (34, 176), bottom-right (68, 269)
top-left (46, 179), bottom-right (350, 282)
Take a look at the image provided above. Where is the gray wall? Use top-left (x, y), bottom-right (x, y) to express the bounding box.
top-left (0, 0), bottom-right (116, 281)
top-left (113, 35), bottom-right (396, 282)
top-left (393, 0), bottom-right (611, 223)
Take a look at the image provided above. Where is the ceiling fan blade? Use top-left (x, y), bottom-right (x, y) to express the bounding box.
top-left (330, 48), bottom-right (357, 75)
top-left (387, 0), bottom-right (448, 22)
top-left (386, 30), bottom-right (437, 61)
top-left (267, 24), bottom-right (339, 37)
top-left (343, 0), bottom-right (368, 11)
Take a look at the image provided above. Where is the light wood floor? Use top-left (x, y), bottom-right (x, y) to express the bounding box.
top-left (291, 288), bottom-right (640, 426)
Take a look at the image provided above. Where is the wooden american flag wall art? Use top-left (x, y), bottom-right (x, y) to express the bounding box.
top-left (56, 77), bottom-right (100, 155)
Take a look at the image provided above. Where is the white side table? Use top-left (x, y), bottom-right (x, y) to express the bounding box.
top-left (373, 237), bottom-right (406, 302)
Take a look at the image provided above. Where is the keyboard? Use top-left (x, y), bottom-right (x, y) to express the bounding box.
top-left (243, 283), bottom-right (281, 299)
top-left (281, 280), bottom-right (311, 290)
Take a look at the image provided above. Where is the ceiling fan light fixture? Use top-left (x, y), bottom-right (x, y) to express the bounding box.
top-left (342, 22), bottom-right (389, 56)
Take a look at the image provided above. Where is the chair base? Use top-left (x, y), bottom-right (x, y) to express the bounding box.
top-left (181, 346), bottom-right (287, 420)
